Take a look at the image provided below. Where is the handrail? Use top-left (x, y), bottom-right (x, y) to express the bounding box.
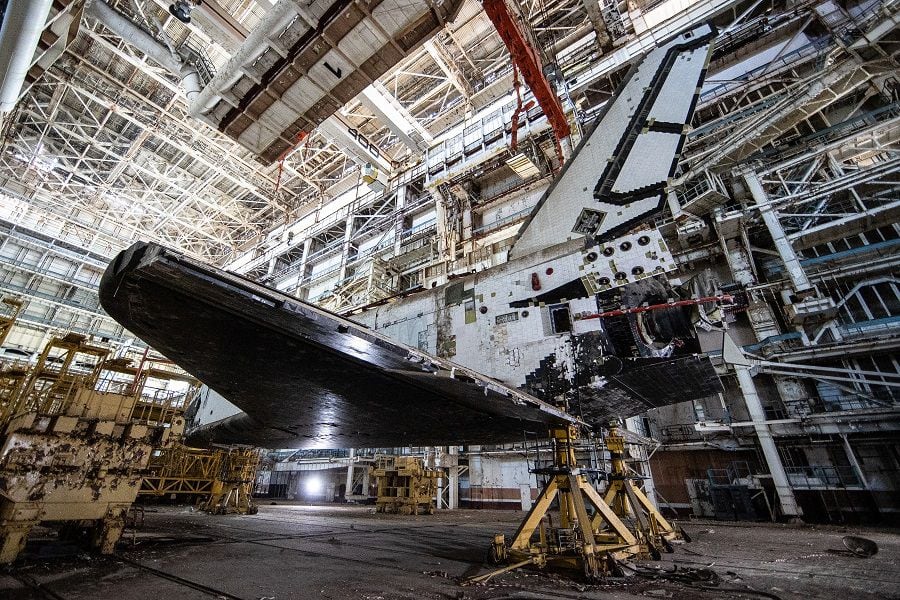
top-left (700, 39), bottom-right (829, 103)
top-left (473, 206), bottom-right (532, 235)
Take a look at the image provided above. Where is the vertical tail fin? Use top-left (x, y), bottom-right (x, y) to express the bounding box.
top-left (509, 25), bottom-right (716, 260)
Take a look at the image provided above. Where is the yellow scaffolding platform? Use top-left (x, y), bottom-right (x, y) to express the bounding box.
top-left (0, 326), bottom-right (199, 563)
top-left (199, 447), bottom-right (261, 515)
top-left (140, 445), bottom-right (222, 498)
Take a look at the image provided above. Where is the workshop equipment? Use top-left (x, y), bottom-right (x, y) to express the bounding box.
top-left (0, 333), bottom-right (198, 563)
top-left (373, 456), bottom-right (439, 515)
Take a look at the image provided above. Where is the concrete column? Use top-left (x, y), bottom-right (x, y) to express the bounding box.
top-left (638, 444), bottom-right (659, 506)
top-left (433, 447), bottom-right (444, 510)
top-left (714, 211), bottom-right (757, 286)
top-left (448, 446), bottom-right (459, 510)
top-left (461, 205), bottom-right (473, 256)
top-left (294, 237), bottom-right (313, 296)
top-left (344, 448), bottom-right (355, 499)
top-left (361, 462), bottom-right (370, 498)
top-left (666, 189), bottom-right (682, 219)
top-left (734, 364), bottom-right (802, 518)
top-left (468, 445), bottom-right (482, 508)
top-left (743, 171), bottom-right (813, 295)
top-left (337, 217), bottom-right (354, 282)
top-left (840, 434), bottom-right (868, 489)
top-left (434, 196), bottom-right (449, 258)
top-left (35, 329), bottom-right (54, 353)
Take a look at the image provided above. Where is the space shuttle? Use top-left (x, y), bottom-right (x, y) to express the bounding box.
top-left (99, 25), bottom-right (722, 449)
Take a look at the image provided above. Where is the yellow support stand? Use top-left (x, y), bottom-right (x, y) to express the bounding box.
top-left (469, 423), bottom-right (686, 584)
top-left (486, 426), bottom-right (645, 581)
top-left (594, 423), bottom-right (682, 556)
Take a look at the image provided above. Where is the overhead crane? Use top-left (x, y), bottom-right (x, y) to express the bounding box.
top-left (482, 0), bottom-right (573, 162)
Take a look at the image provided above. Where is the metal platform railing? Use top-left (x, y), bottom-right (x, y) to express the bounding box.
top-left (785, 465), bottom-right (862, 489)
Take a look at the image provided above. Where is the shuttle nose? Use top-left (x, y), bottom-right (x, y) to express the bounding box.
top-left (99, 241), bottom-right (151, 317)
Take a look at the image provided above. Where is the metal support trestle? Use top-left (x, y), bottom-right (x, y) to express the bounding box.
top-left (596, 424), bottom-right (683, 556)
top-left (469, 424), bottom-right (686, 583)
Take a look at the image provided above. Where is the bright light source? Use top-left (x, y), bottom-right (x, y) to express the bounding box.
top-left (304, 476), bottom-right (323, 495)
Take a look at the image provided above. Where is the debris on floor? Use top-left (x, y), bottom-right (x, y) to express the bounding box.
top-left (1, 505), bottom-right (897, 600)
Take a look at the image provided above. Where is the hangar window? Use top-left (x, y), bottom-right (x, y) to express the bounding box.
top-left (549, 303), bottom-right (572, 334)
top-left (464, 298), bottom-right (477, 324)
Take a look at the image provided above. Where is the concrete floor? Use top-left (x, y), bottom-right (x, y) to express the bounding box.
top-left (2, 504), bottom-right (898, 600)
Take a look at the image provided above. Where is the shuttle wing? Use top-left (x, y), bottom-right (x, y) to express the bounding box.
top-left (510, 25), bottom-right (715, 259)
top-left (100, 243), bottom-right (577, 449)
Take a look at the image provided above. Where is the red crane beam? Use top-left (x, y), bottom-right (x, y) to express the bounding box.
top-left (482, 0), bottom-right (570, 160)
top-left (574, 295), bottom-right (735, 321)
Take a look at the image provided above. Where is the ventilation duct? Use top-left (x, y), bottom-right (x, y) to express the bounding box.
top-left (0, 0), bottom-right (54, 113)
top-left (86, 0), bottom-right (201, 101)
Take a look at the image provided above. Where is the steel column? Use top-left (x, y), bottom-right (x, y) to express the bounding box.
top-left (744, 170), bottom-right (814, 295)
top-left (734, 364), bottom-right (802, 518)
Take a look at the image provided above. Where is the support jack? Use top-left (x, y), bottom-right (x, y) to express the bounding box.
top-left (467, 424), bottom-right (686, 584)
top-left (596, 424), bottom-right (683, 556)
top-left (199, 447), bottom-right (261, 515)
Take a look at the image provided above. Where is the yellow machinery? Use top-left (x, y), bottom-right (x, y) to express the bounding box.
top-left (472, 423), bottom-right (684, 583)
top-left (0, 331), bottom-right (199, 563)
top-left (0, 297), bottom-right (23, 348)
top-left (139, 444), bottom-right (262, 515)
top-left (199, 447), bottom-right (261, 515)
top-left (0, 297), bottom-right (28, 419)
top-left (373, 456), bottom-right (440, 515)
top-left (595, 424), bottom-right (681, 554)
